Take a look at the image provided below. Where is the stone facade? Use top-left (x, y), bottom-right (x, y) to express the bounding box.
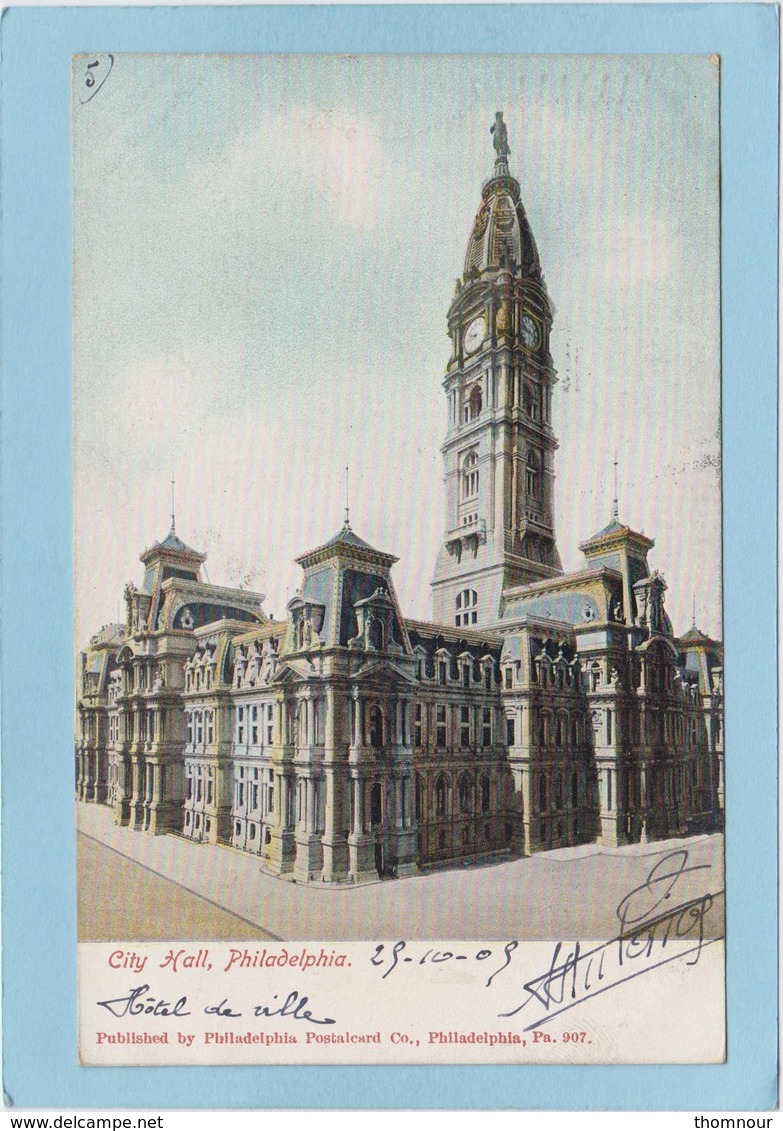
top-left (76, 116), bottom-right (723, 883)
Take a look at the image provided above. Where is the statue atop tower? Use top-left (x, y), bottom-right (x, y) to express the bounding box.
top-left (490, 110), bottom-right (511, 161)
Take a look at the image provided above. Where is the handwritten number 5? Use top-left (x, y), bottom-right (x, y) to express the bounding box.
top-left (80, 55), bottom-right (114, 104)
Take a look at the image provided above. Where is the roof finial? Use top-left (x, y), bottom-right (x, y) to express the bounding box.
top-left (344, 463), bottom-right (350, 528)
top-left (612, 452), bottom-right (619, 521)
top-left (170, 475), bottom-right (176, 533)
top-left (692, 593), bottom-right (697, 629)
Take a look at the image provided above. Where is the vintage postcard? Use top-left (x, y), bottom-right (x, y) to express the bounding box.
top-left (71, 52), bottom-right (727, 1068)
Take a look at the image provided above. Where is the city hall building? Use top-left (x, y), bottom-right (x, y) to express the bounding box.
top-left (76, 116), bottom-right (724, 884)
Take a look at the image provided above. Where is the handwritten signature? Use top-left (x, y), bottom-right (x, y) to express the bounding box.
top-left (497, 849), bottom-right (722, 1031)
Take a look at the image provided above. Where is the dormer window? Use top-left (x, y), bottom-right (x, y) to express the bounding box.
top-left (368, 617), bottom-right (384, 650)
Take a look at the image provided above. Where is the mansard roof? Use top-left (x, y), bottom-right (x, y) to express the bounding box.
top-left (503, 566), bottom-right (621, 601)
top-left (405, 617), bottom-right (503, 648)
top-left (296, 520), bottom-right (398, 570)
top-left (231, 620), bottom-right (287, 647)
top-left (588, 518), bottom-right (625, 539)
top-left (579, 516), bottom-right (654, 556)
top-left (678, 625), bottom-right (722, 650)
top-left (140, 525), bottom-right (206, 565)
top-left (325, 524), bottom-right (376, 551)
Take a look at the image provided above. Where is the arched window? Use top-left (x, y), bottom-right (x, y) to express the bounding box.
top-left (539, 772), bottom-right (547, 813)
top-left (458, 773), bottom-right (471, 813)
top-left (415, 773), bottom-right (423, 820)
top-left (462, 451), bottom-right (479, 500)
top-left (368, 705), bottom-right (383, 749)
top-left (522, 383), bottom-right (539, 420)
top-left (435, 774), bottom-right (449, 817)
top-left (465, 384), bottom-right (482, 421)
top-left (455, 589), bottom-right (478, 627)
top-left (368, 617), bottom-right (383, 650)
top-left (481, 774), bottom-right (491, 814)
top-left (525, 449), bottom-right (540, 497)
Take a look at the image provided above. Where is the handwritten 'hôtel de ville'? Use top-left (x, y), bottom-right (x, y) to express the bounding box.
top-left (76, 115), bottom-right (723, 884)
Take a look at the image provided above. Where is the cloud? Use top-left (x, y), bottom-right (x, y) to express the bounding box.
top-left (591, 213), bottom-right (678, 284)
top-left (186, 107), bottom-right (430, 234)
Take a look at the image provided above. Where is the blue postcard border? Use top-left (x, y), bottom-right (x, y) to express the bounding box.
top-left (1, 3), bottom-right (778, 1110)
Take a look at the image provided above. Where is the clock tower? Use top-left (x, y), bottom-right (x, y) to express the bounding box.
top-left (431, 113), bottom-right (563, 628)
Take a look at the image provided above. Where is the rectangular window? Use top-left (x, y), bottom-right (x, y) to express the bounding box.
top-left (207, 778), bottom-right (213, 806)
top-left (436, 704), bottom-right (447, 747)
top-left (237, 706), bottom-right (245, 744)
top-left (196, 714), bottom-right (203, 744)
top-left (196, 775), bottom-right (202, 803)
top-left (267, 704), bottom-right (274, 745)
top-left (206, 714), bottom-right (214, 744)
top-left (462, 666), bottom-right (470, 688)
top-left (414, 704), bottom-right (422, 746)
top-left (504, 667), bottom-right (513, 689)
top-left (506, 717), bottom-right (516, 746)
top-left (238, 781), bottom-right (245, 808)
top-left (460, 705), bottom-right (470, 748)
top-left (268, 785), bottom-right (274, 813)
top-left (438, 661), bottom-right (447, 685)
top-left (251, 704), bottom-right (259, 745)
top-left (606, 708), bottom-right (613, 745)
top-left (482, 708), bottom-right (492, 748)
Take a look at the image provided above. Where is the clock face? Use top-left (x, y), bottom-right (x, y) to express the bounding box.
top-left (520, 315), bottom-right (540, 349)
top-left (464, 316), bottom-right (486, 355)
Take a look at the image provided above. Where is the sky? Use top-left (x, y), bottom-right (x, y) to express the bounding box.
top-left (73, 54), bottom-right (721, 649)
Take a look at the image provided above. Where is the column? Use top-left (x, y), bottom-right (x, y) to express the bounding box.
top-left (352, 779), bottom-right (363, 836)
top-left (518, 765), bottom-right (536, 855)
top-left (348, 775), bottom-right (376, 883)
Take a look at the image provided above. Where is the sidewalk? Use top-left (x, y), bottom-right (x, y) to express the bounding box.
top-left (77, 802), bottom-right (724, 942)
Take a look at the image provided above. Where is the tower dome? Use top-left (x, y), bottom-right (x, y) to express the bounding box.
top-left (463, 113), bottom-right (542, 278)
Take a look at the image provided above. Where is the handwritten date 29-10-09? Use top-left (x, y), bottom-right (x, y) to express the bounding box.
top-left (370, 940), bottom-right (519, 984)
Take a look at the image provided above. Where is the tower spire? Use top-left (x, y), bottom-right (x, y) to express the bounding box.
top-left (612, 452), bottom-right (619, 522)
top-left (170, 475), bottom-right (176, 533)
top-left (344, 464), bottom-right (350, 528)
top-left (692, 593), bottom-right (697, 629)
